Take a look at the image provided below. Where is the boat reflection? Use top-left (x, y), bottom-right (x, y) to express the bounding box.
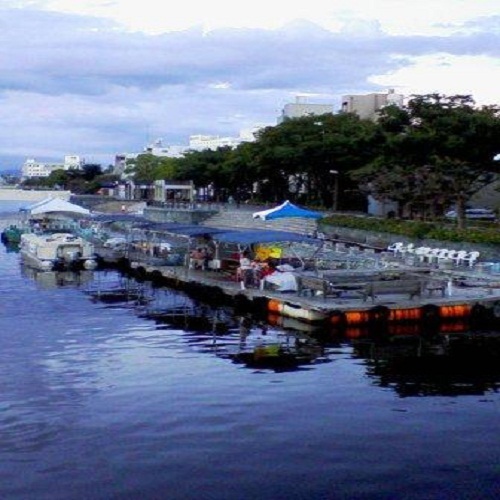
top-left (1, 241), bottom-right (20, 253)
top-left (353, 332), bottom-right (500, 396)
top-left (216, 315), bottom-right (328, 371)
top-left (21, 265), bottom-right (94, 289)
top-left (144, 298), bottom-right (329, 371)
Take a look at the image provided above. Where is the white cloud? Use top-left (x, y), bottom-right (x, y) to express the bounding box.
top-left (0, 1), bottom-right (499, 170)
top-left (371, 54), bottom-right (500, 105)
top-left (20, 0), bottom-right (500, 35)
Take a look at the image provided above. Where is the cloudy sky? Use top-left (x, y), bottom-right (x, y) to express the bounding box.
top-left (1, 0), bottom-right (499, 171)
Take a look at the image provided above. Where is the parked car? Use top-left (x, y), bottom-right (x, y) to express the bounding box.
top-left (103, 236), bottom-right (128, 250)
top-left (445, 208), bottom-right (496, 220)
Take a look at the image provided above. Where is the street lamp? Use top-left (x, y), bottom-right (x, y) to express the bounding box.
top-left (330, 170), bottom-right (339, 211)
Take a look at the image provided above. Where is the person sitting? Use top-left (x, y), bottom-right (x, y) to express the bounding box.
top-left (202, 247), bottom-right (213, 270)
top-left (237, 251), bottom-right (254, 284)
top-left (260, 262), bottom-right (298, 292)
top-left (189, 248), bottom-right (205, 269)
top-left (258, 259), bottom-right (276, 279)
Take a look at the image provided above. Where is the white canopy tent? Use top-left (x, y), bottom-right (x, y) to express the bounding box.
top-left (22, 197), bottom-right (90, 217)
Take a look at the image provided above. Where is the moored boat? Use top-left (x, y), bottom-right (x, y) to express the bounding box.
top-left (1, 224), bottom-right (27, 244)
top-left (20, 232), bottom-right (97, 271)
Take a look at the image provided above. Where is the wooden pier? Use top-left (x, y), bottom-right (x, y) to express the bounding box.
top-left (96, 248), bottom-right (500, 334)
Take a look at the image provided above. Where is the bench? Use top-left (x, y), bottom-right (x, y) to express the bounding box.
top-left (424, 280), bottom-right (447, 297)
top-left (296, 275), bottom-right (343, 300)
top-left (361, 279), bottom-right (423, 303)
top-left (322, 271), bottom-right (384, 284)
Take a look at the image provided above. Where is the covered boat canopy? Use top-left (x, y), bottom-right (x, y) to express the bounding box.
top-left (212, 229), bottom-right (312, 245)
top-left (252, 200), bottom-right (322, 221)
top-left (162, 225), bottom-right (229, 237)
top-left (22, 197), bottom-right (90, 217)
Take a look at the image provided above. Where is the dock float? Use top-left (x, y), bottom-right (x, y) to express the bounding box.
top-left (116, 259), bottom-right (500, 334)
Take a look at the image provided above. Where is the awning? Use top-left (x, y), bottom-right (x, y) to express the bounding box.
top-left (252, 200), bottom-right (323, 221)
top-left (212, 229), bottom-right (312, 245)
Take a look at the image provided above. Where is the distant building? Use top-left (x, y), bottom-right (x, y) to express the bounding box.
top-left (341, 89), bottom-right (404, 121)
top-left (21, 155), bottom-right (84, 179)
top-left (114, 139), bottom-right (189, 177)
top-left (188, 124), bottom-right (268, 151)
top-left (278, 96), bottom-right (334, 123)
top-left (113, 127), bottom-right (266, 179)
top-left (63, 155), bottom-right (84, 169)
top-left (113, 153), bottom-right (138, 178)
top-left (143, 138), bottom-right (187, 158)
top-left (153, 179), bottom-right (195, 203)
top-left (188, 134), bottom-right (242, 151)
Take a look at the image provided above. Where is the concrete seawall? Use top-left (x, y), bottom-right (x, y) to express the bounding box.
top-left (0, 188), bottom-right (71, 201)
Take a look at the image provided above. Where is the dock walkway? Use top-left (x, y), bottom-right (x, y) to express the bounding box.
top-left (120, 254), bottom-right (500, 331)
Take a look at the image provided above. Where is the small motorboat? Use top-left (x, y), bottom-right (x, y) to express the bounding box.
top-left (20, 232), bottom-right (97, 271)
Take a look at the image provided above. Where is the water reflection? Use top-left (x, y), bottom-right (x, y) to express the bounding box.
top-left (21, 266), bottom-right (500, 381)
top-left (147, 301), bottom-right (328, 371)
top-left (21, 265), bottom-right (94, 289)
top-left (1, 241), bottom-right (19, 253)
top-left (353, 332), bottom-right (500, 397)
top-left (222, 315), bottom-right (327, 371)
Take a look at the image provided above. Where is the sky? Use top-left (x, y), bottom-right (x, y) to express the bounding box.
top-left (1, 0), bottom-right (500, 172)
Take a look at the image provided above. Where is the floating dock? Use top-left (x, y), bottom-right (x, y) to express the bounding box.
top-left (100, 252), bottom-right (500, 335)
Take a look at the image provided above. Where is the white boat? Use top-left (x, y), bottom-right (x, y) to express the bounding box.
top-left (20, 232), bottom-right (97, 271)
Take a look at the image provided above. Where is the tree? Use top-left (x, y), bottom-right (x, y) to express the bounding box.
top-left (82, 163), bottom-right (102, 181)
top-left (252, 113), bottom-right (379, 208)
top-left (45, 169), bottom-right (70, 189)
top-left (358, 94), bottom-right (500, 226)
top-left (175, 147), bottom-right (233, 201)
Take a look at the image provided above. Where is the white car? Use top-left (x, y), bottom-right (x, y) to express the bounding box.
top-left (445, 208), bottom-right (496, 220)
top-left (103, 236), bottom-right (127, 250)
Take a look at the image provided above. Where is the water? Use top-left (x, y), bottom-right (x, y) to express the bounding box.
top-left (1, 201), bottom-right (500, 499)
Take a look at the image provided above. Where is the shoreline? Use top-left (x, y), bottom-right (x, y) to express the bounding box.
top-left (0, 188), bottom-right (71, 202)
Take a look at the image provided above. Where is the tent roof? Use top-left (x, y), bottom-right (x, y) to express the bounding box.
top-left (162, 225), bottom-right (229, 237)
top-left (252, 200), bottom-right (322, 221)
top-left (212, 229), bottom-right (311, 245)
top-left (23, 197), bottom-right (90, 216)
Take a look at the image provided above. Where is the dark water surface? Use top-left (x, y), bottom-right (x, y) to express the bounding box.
top-left (1, 204), bottom-right (500, 499)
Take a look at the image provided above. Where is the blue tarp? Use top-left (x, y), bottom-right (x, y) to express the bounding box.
top-left (212, 229), bottom-right (312, 245)
top-left (163, 225), bottom-right (229, 237)
top-left (252, 200), bottom-right (322, 221)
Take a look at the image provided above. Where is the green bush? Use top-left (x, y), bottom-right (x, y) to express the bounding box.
top-left (321, 215), bottom-right (500, 245)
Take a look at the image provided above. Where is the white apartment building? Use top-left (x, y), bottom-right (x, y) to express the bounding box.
top-left (188, 134), bottom-right (243, 151)
top-left (341, 89), bottom-right (404, 121)
top-left (114, 139), bottom-right (188, 177)
top-left (113, 127), bottom-right (266, 177)
top-left (21, 155), bottom-right (84, 179)
top-left (278, 96), bottom-right (334, 123)
top-left (143, 138), bottom-right (187, 158)
top-left (63, 155), bottom-right (84, 169)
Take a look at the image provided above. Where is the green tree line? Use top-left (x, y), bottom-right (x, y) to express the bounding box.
top-left (24, 93), bottom-right (500, 228)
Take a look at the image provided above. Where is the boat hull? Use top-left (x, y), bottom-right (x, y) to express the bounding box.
top-left (20, 232), bottom-right (97, 272)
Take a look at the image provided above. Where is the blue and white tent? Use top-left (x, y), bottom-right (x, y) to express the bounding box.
top-left (252, 200), bottom-right (322, 221)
